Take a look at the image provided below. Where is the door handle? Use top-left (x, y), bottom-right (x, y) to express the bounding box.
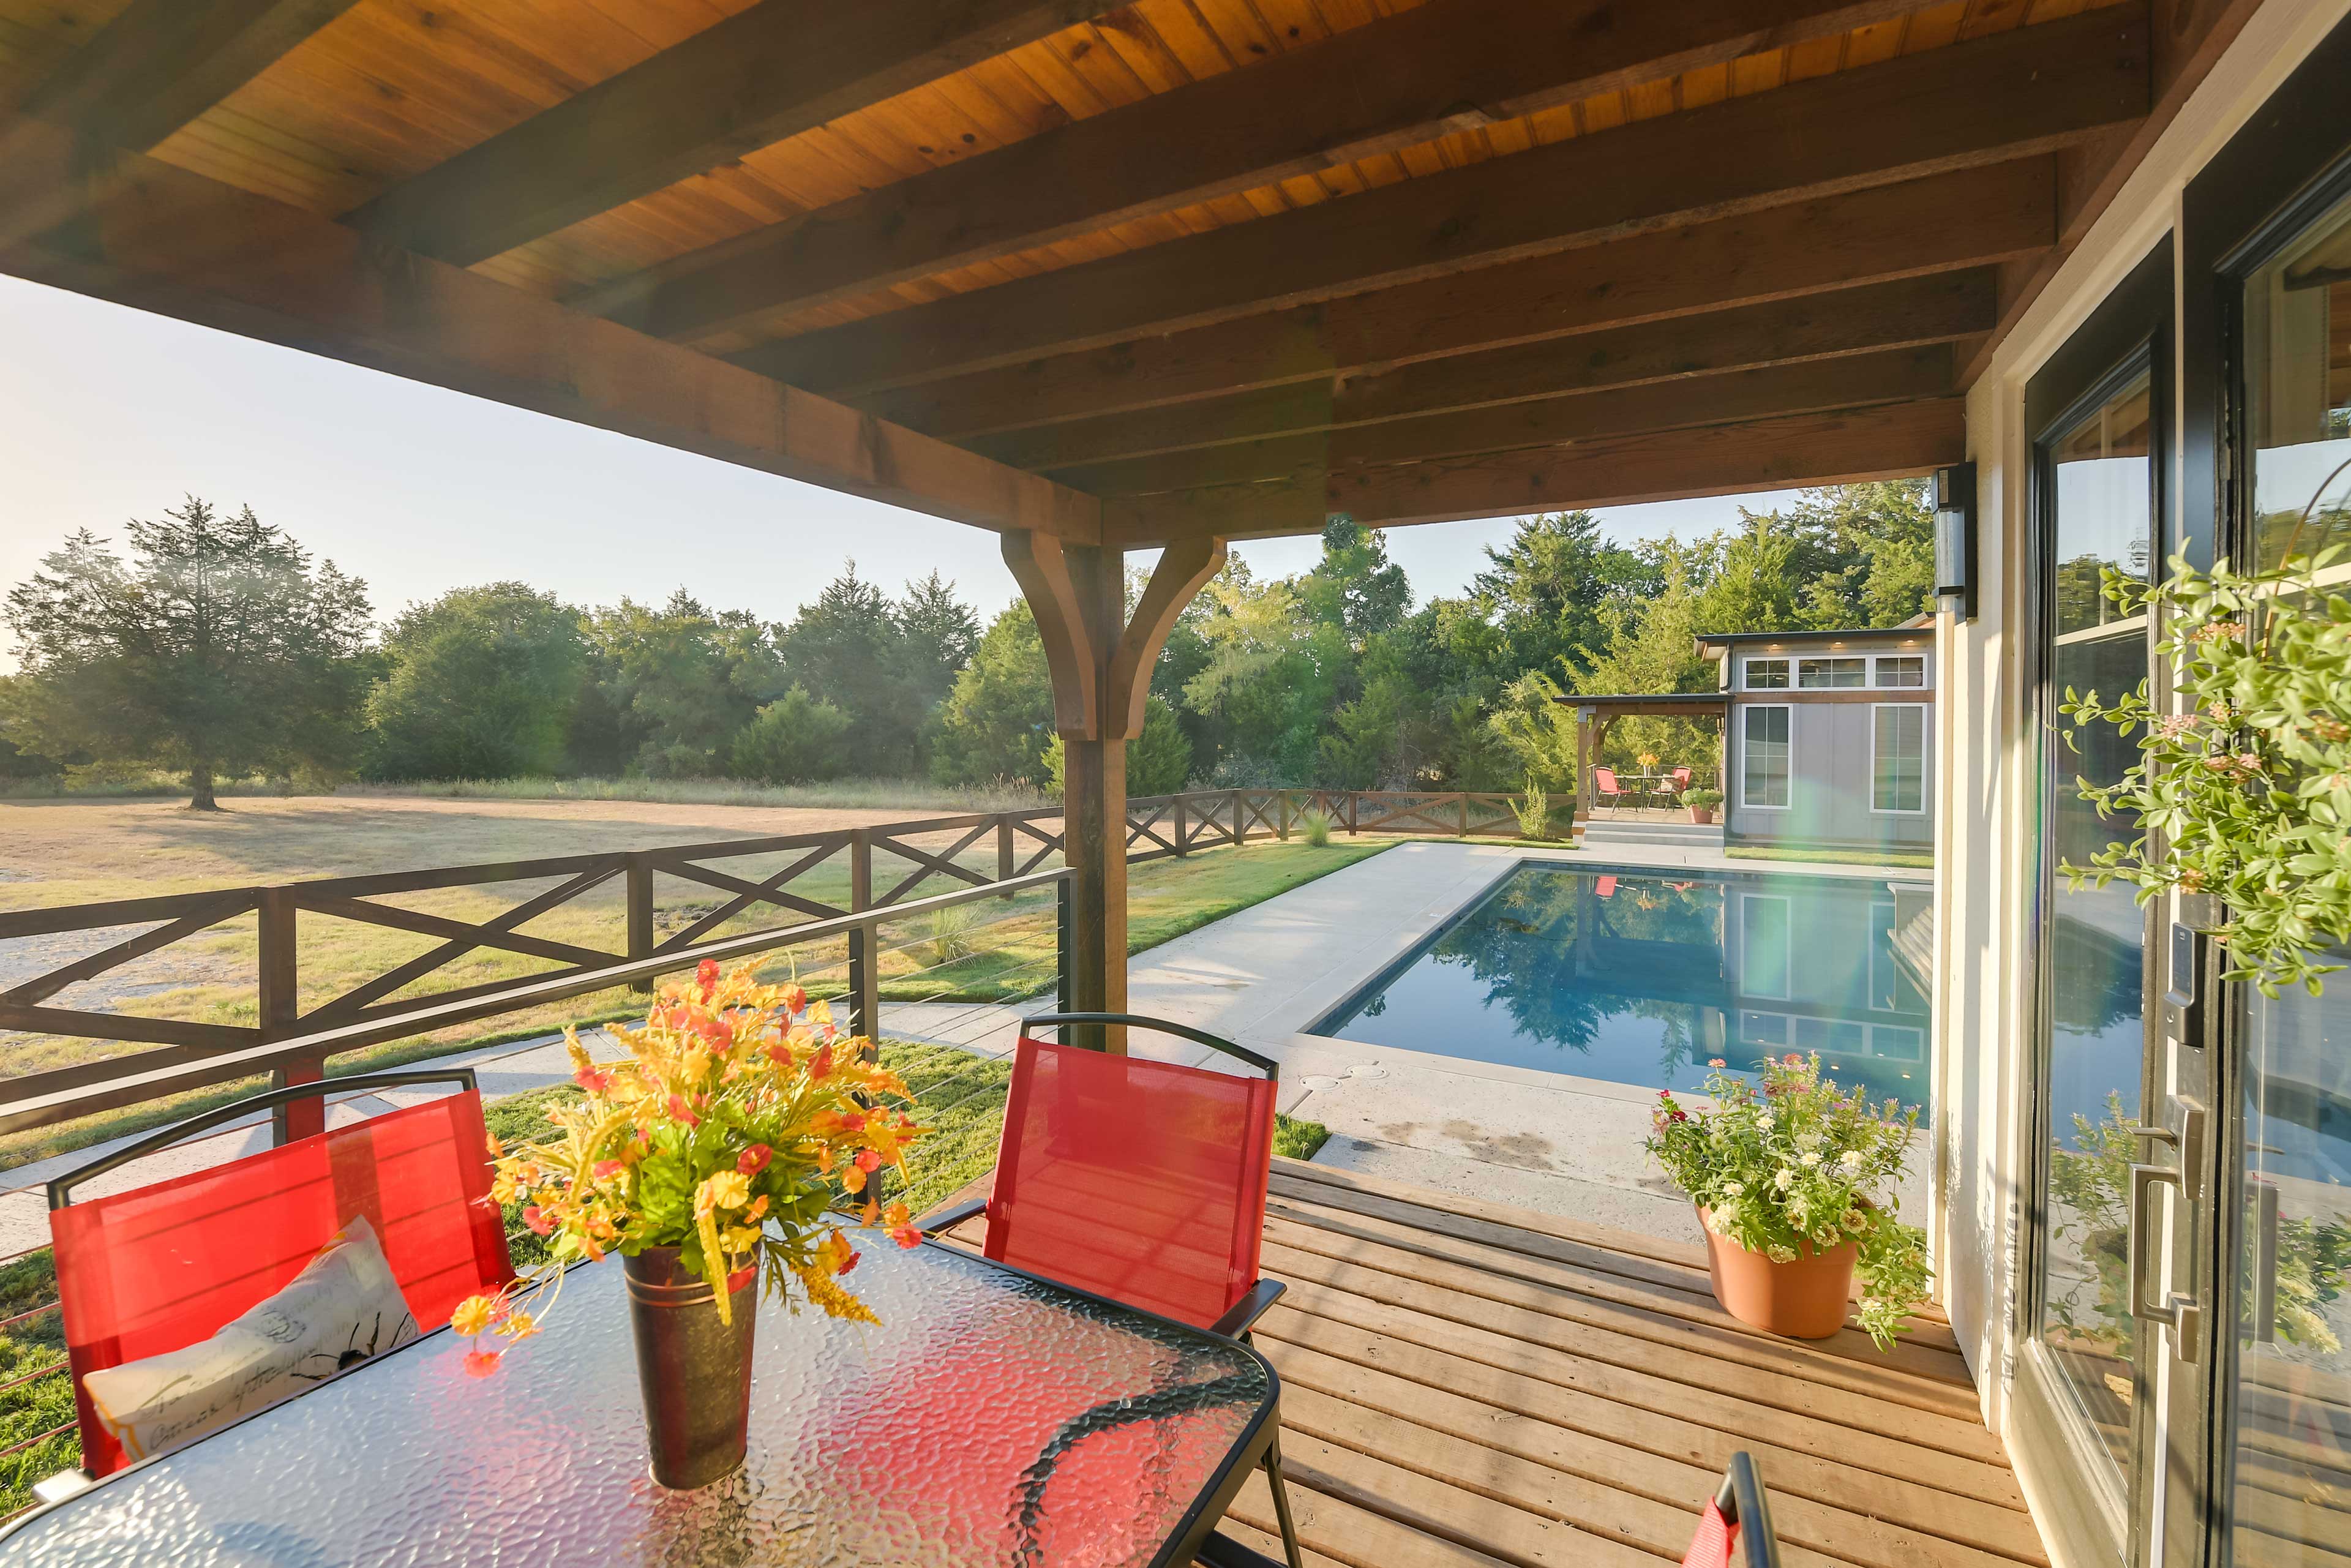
top-left (2252, 1180), bottom-right (2281, 1346)
top-left (2124, 1095), bottom-right (2205, 1202)
top-left (2130, 1163), bottom-right (2205, 1362)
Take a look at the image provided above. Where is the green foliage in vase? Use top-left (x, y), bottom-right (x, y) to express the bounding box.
top-left (2058, 540), bottom-right (2351, 997)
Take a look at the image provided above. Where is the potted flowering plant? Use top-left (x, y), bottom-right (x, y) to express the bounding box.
top-left (1680, 787), bottom-right (1723, 825)
top-left (1646, 1053), bottom-right (1930, 1348)
top-left (451, 958), bottom-right (929, 1488)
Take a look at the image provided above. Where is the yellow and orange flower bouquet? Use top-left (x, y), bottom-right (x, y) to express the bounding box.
top-left (451, 958), bottom-right (929, 1371)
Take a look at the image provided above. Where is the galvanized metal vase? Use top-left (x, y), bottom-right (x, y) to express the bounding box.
top-left (622, 1246), bottom-right (758, 1489)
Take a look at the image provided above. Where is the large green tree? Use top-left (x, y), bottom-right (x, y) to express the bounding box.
top-left (364, 582), bottom-right (588, 781)
top-left (930, 602), bottom-right (1057, 787)
top-left (582, 592), bottom-right (779, 777)
top-left (2, 498), bottom-right (372, 808)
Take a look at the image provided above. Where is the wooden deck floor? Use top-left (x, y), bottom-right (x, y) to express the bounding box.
top-left (948, 1156), bottom-right (2044, 1568)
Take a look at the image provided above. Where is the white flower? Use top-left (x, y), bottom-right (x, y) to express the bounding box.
top-left (1721, 1180), bottom-right (1745, 1196)
top-left (1774, 1168), bottom-right (1794, 1191)
top-left (1794, 1131), bottom-right (1823, 1152)
top-left (1837, 1150), bottom-right (1865, 1172)
top-left (1757, 1114), bottom-right (1776, 1132)
top-left (1799, 1150), bottom-right (1822, 1168)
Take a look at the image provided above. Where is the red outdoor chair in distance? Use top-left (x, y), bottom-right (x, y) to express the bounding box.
top-left (40, 1069), bottom-right (512, 1495)
top-left (918, 1011), bottom-right (1306, 1568)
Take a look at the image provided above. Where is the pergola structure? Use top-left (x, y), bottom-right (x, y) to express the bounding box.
top-left (1562, 694), bottom-right (1733, 820)
top-left (0, 0), bottom-right (2255, 1041)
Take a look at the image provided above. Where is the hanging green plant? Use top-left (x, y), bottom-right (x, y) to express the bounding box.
top-left (2058, 502), bottom-right (2351, 996)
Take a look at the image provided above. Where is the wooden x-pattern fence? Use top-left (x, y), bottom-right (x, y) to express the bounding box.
top-left (0, 788), bottom-right (1532, 1140)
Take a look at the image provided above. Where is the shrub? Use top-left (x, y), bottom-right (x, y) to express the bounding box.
top-left (1681, 787), bottom-right (1724, 808)
top-left (1300, 809), bottom-right (1333, 848)
top-left (728, 685), bottom-right (852, 784)
top-left (1510, 777), bottom-right (1550, 839)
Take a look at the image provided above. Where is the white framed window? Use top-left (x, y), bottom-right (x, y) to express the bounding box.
top-left (1873, 654), bottom-right (1927, 688)
top-left (1872, 704), bottom-right (1927, 814)
top-left (1739, 896), bottom-right (1791, 1000)
top-left (1740, 704), bottom-right (1791, 809)
top-left (1738, 1010), bottom-right (1790, 1048)
top-left (1798, 656), bottom-right (1867, 688)
top-left (1870, 1024), bottom-right (1926, 1063)
top-left (1742, 656), bottom-right (1790, 690)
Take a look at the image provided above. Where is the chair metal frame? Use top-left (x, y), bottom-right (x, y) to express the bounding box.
top-left (1591, 765), bottom-right (1632, 817)
top-left (918, 1012), bottom-right (1305, 1568)
top-left (1705, 1452), bottom-right (1783, 1567)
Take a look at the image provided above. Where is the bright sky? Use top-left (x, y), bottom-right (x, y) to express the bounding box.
top-left (0, 274), bottom-right (1805, 654)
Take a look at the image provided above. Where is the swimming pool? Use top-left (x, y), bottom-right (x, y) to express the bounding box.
top-left (1308, 862), bottom-right (1934, 1116)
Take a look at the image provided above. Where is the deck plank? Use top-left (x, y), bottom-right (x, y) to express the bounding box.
top-left (947, 1159), bottom-right (2036, 1567)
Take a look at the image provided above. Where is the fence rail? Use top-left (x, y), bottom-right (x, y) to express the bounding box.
top-left (0, 788), bottom-right (1536, 1139)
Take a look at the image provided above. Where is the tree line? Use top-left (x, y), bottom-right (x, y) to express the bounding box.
top-left (1, 486), bottom-right (1937, 809)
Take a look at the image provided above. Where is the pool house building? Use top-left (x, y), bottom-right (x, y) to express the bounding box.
top-left (1704, 625), bottom-right (1938, 855)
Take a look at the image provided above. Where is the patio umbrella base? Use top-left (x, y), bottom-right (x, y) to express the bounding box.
top-left (624, 1247), bottom-right (759, 1490)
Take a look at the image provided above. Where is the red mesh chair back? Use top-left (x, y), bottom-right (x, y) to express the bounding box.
top-left (1671, 768), bottom-right (1694, 790)
top-left (1594, 767), bottom-right (1624, 795)
top-left (49, 1072), bottom-right (511, 1476)
top-left (986, 1020), bottom-right (1278, 1331)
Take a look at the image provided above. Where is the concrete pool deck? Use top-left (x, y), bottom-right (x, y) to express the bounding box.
top-left (0, 839), bottom-right (1932, 1256)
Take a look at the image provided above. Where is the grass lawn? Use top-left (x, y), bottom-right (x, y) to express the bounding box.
top-left (0, 1041), bottom-right (1331, 1517)
top-left (1725, 844), bottom-right (1935, 869)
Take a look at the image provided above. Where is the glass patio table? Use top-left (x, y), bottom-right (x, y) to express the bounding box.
top-left (0, 1233), bottom-right (1280, 1567)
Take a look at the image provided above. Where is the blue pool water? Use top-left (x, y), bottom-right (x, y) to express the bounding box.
top-left (1309, 862), bottom-right (1934, 1116)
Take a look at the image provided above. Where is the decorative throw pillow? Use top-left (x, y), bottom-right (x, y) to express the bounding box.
top-left (82, 1214), bottom-right (419, 1464)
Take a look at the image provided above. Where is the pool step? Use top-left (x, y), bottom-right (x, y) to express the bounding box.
top-left (1578, 818), bottom-right (1727, 849)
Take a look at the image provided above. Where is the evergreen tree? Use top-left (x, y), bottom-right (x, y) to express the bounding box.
top-left (2, 498), bottom-right (372, 808)
top-left (931, 602), bottom-right (1057, 787)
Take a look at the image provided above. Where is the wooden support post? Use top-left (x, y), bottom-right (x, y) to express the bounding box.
top-left (259, 888), bottom-right (319, 1144)
top-left (1006, 529), bottom-right (1224, 1053)
top-left (1458, 793), bottom-right (1471, 838)
top-left (1277, 790), bottom-right (1291, 841)
top-left (626, 851), bottom-right (654, 995)
top-left (1347, 792), bottom-right (1360, 835)
top-left (1172, 793), bottom-right (1188, 857)
top-left (996, 814), bottom-right (1014, 899)
top-left (1575, 708), bottom-right (1591, 827)
top-left (847, 830), bottom-right (878, 1052)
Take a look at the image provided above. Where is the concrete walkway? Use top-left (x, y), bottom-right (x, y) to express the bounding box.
top-left (1, 838), bottom-right (1929, 1256)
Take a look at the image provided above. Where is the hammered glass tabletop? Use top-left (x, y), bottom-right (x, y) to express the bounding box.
top-left (1, 1235), bottom-right (1273, 1566)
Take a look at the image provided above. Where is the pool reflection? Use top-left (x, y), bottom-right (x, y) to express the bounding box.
top-left (1311, 864), bottom-right (1934, 1116)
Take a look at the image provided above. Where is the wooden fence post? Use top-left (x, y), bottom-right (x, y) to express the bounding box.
top-left (1229, 789), bottom-right (1243, 846)
top-left (260, 887), bottom-right (320, 1145)
top-left (997, 814), bottom-right (1015, 899)
top-left (1277, 790), bottom-right (1291, 841)
top-left (626, 852), bottom-right (654, 995)
top-left (1172, 793), bottom-right (1188, 857)
top-left (1459, 793), bottom-right (1472, 837)
top-left (848, 830), bottom-right (879, 1051)
top-left (1347, 792), bottom-right (1360, 835)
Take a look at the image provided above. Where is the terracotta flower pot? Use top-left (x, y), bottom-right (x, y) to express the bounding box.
top-left (623, 1246), bottom-right (759, 1489)
top-left (1688, 806), bottom-right (1714, 824)
top-left (1695, 1207), bottom-right (1858, 1340)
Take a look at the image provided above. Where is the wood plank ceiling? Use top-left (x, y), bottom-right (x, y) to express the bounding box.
top-left (0, 0), bottom-right (2205, 544)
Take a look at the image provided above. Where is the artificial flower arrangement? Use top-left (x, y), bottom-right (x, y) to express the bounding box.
top-left (450, 958), bottom-right (931, 1371)
top-left (1645, 1052), bottom-right (1931, 1349)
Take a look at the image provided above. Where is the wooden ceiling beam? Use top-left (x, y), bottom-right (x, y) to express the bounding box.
top-left (869, 159), bottom-right (2053, 441)
top-left (1053, 345), bottom-right (1955, 497)
top-left (1104, 400), bottom-right (1967, 544)
top-left (0, 114), bottom-right (1098, 545)
top-left (345, 0), bottom-right (1120, 268)
top-left (981, 271), bottom-right (1995, 474)
top-left (1959, 0), bottom-right (2270, 387)
top-left (580, 0), bottom-right (1932, 345)
top-left (744, 7), bottom-right (2146, 397)
top-left (10, 0), bottom-right (362, 151)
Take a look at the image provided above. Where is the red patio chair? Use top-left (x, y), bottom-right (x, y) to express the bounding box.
top-left (1592, 766), bottom-right (1632, 816)
top-left (44, 1068), bottom-right (511, 1483)
top-left (1596, 874), bottom-right (1618, 898)
top-left (1684, 1453), bottom-right (1783, 1567)
top-left (1667, 766), bottom-right (1695, 806)
top-left (918, 1012), bottom-right (1304, 1568)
